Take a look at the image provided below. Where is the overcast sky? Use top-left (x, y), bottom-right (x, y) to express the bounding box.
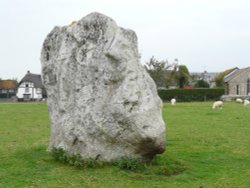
top-left (1, 0), bottom-right (250, 80)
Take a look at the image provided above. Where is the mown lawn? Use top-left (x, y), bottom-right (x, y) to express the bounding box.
top-left (0, 102), bottom-right (250, 188)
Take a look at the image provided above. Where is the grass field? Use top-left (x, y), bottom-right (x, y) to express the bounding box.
top-left (0, 102), bottom-right (250, 188)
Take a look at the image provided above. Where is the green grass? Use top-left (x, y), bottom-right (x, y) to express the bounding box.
top-left (0, 102), bottom-right (250, 187)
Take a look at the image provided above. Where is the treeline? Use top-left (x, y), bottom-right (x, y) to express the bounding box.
top-left (144, 56), bottom-right (226, 102)
top-left (145, 56), bottom-right (225, 89)
top-left (145, 57), bottom-right (191, 88)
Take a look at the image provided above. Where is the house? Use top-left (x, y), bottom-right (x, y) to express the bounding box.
top-left (0, 80), bottom-right (17, 99)
top-left (190, 71), bottom-right (219, 88)
top-left (16, 71), bottom-right (45, 101)
top-left (224, 67), bottom-right (250, 96)
top-left (199, 71), bottom-right (219, 84)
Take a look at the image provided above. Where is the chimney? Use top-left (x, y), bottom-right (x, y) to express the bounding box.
top-left (27, 70), bottom-right (30, 74)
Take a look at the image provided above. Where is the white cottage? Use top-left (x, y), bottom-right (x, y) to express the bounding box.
top-left (17, 71), bottom-right (45, 101)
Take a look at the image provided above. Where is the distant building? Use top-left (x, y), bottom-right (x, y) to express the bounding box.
top-left (224, 67), bottom-right (250, 96)
top-left (16, 71), bottom-right (46, 101)
top-left (0, 80), bottom-right (17, 99)
top-left (190, 71), bottom-right (219, 87)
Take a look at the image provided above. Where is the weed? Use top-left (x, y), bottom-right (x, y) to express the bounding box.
top-left (50, 147), bottom-right (105, 168)
top-left (112, 157), bottom-right (145, 171)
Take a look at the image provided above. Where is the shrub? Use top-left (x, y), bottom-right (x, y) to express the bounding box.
top-left (194, 80), bottom-right (210, 88)
top-left (158, 88), bottom-right (224, 102)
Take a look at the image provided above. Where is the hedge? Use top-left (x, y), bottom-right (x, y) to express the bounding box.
top-left (158, 88), bottom-right (225, 102)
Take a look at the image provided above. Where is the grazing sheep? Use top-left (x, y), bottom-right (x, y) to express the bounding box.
top-left (212, 101), bottom-right (223, 109)
top-left (244, 99), bottom-right (250, 107)
top-left (170, 98), bottom-right (176, 106)
top-left (236, 98), bottom-right (243, 103)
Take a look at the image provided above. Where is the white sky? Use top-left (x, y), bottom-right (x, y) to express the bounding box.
top-left (1, 0), bottom-right (250, 80)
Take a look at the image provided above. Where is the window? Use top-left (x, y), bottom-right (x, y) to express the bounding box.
top-left (36, 88), bottom-right (41, 94)
top-left (8, 89), bottom-right (14, 93)
top-left (25, 84), bottom-right (29, 93)
top-left (236, 85), bottom-right (239, 95)
top-left (247, 79), bottom-right (250, 95)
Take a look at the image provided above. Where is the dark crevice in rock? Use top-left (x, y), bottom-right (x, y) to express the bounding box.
top-left (105, 53), bottom-right (119, 65)
top-left (46, 52), bottom-right (50, 61)
top-left (142, 125), bottom-right (149, 130)
top-left (123, 101), bottom-right (138, 112)
top-left (95, 154), bottom-right (101, 160)
top-left (72, 137), bottom-right (78, 146)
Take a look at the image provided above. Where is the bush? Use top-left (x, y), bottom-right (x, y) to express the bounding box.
top-left (158, 88), bottom-right (224, 102)
top-left (194, 80), bottom-right (210, 88)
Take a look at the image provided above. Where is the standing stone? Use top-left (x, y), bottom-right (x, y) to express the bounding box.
top-left (41, 12), bottom-right (166, 161)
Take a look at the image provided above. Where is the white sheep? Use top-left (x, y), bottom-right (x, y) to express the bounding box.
top-left (212, 101), bottom-right (223, 109)
top-left (170, 98), bottom-right (176, 106)
top-left (244, 99), bottom-right (250, 107)
top-left (236, 98), bottom-right (243, 103)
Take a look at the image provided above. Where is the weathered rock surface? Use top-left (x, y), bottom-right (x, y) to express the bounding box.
top-left (41, 12), bottom-right (166, 161)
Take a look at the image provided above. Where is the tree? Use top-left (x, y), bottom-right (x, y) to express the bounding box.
top-left (145, 56), bottom-right (178, 88)
top-left (194, 79), bottom-right (210, 88)
top-left (165, 63), bottom-right (179, 88)
top-left (214, 73), bottom-right (225, 88)
top-left (178, 65), bottom-right (190, 88)
top-left (214, 67), bottom-right (238, 88)
top-left (189, 74), bottom-right (199, 85)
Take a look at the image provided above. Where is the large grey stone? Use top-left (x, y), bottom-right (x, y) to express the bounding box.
top-left (41, 12), bottom-right (166, 161)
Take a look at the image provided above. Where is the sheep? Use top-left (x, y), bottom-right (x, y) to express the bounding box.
top-left (170, 98), bottom-right (176, 106)
top-left (236, 98), bottom-right (243, 103)
top-left (212, 101), bottom-right (223, 109)
top-left (244, 99), bottom-right (250, 107)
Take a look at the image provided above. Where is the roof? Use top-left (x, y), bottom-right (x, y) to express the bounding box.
top-left (0, 80), bottom-right (17, 90)
top-left (19, 71), bottom-right (44, 88)
top-left (223, 67), bottom-right (239, 81)
top-left (223, 67), bottom-right (239, 75)
top-left (224, 67), bottom-right (250, 83)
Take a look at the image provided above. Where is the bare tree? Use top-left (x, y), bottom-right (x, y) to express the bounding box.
top-left (145, 56), bottom-right (178, 88)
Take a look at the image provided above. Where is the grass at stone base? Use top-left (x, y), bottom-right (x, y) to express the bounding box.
top-left (0, 102), bottom-right (250, 187)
